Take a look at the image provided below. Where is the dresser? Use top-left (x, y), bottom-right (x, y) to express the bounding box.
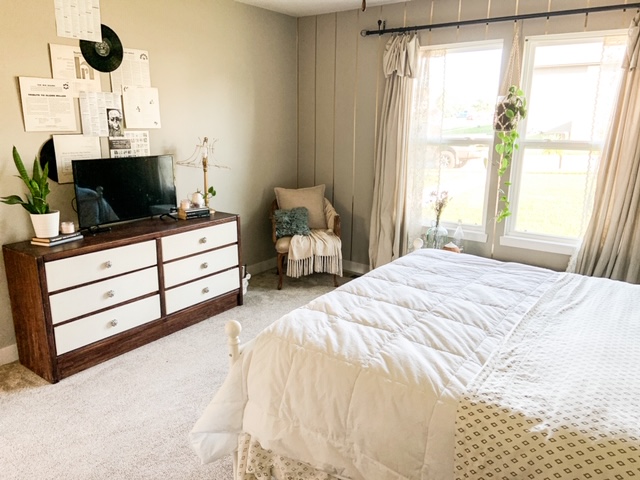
top-left (2, 212), bottom-right (242, 383)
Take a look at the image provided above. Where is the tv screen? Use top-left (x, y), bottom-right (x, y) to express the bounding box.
top-left (72, 155), bottom-right (177, 230)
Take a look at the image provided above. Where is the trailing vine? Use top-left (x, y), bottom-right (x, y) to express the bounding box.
top-left (493, 85), bottom-right (527, 222)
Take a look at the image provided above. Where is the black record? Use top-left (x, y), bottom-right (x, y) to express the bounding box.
top-left (39, 138), bottom-right (59, 183)
top-left (80, 24), bottom-right (123, 73)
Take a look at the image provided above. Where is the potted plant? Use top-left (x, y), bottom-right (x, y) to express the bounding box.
top-left (494, 85), bottom-right (527, 132)
top-left (493, 86), bottom-right (527, 222)
top-left (1, 146), bottom-right (59, 238)
top-left (202, 185), bottom-right (216, 210)
top-left (190, 186), bottom-right (217, 212)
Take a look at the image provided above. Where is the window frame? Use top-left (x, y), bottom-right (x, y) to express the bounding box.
top-left (501, 30), bottom-right (626, 254)
top-left (411, 39), bottom-right (504, 243)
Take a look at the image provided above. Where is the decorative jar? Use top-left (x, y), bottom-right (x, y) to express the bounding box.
top-left (191, 191), bottom-right (204, 208)
top-left (434, 224), bottom-right (448, 249)
top-left (426, 221), bottom-right (449, 249)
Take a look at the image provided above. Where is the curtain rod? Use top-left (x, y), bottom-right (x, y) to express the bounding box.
top-left (360, 2), bottom-right (640, 37)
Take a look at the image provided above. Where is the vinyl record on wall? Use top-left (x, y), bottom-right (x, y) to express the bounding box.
top-left (79, 24), bottom-right (123, 73)
top-left (39, 138), bottom-right (58, 183)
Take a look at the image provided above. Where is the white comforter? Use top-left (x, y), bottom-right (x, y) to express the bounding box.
top-left (191, 249), bottom-right (559, 479)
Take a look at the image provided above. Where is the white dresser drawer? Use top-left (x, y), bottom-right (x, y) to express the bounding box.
top-left (49, 267), bottom-right (159, 324)
top-left (54, 295), bottom-right (161, 355)
top-left (163, 245), bottom-right (239, 288)
top-left (165, 267), bottom-right (240, 314)
top-left (161, 221), bottom-right (237, 261)
top-left (45, 240), bottom-right (157, 291)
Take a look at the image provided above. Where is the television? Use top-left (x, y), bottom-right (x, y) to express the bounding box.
top-left (72, 155), bottom-right (177, 231)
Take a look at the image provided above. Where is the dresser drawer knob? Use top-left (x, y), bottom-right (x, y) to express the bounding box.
top-left (201, 262), bottom-right (209, 269)
top-left (202, 287), bottom-right (210, 294)
top-left (199, 237), bottom-right (208, 244)
top-left (105, 260), bottom-right (113, 269)
top-left (106, 290), bottom-right (116, 298)
top-left (110, 319), bottom-right (119, 327)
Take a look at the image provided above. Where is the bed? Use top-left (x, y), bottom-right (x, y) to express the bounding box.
top-left (190, 249), bottom-right (640, 479)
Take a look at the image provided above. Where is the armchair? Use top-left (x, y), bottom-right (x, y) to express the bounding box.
top-left (270, 186), bottom-right (342, 290)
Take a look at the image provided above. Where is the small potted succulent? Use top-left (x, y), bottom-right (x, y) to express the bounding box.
top-left (1, 146), bottom-right (59, 238)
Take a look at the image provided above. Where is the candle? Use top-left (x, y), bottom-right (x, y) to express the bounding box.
top-left (60, 221), bottom-right (75, 234)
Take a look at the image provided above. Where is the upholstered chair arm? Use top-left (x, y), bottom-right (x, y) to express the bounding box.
top-left (270, 199), bottom-right (279, 244)
top-left (323, 198), bottom-right (341, 238)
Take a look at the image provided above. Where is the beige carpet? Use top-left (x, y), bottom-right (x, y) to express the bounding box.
top-left (0, 270), bottom-right (352, 480)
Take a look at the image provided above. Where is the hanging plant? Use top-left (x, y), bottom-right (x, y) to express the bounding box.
top-left (493, 85), bottom-right (527, 222)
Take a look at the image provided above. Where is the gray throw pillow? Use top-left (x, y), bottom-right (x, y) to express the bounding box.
top-left (274, 207), bottom-right (311, 238)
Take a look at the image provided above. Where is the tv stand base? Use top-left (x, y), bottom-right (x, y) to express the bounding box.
top-left (86, 225), bottom-right (112, 235)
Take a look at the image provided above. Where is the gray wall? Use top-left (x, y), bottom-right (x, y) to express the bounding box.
top-left (0, 0), bottom-right (297, 362)
top-left (296, 0), bottom-right (636, 268)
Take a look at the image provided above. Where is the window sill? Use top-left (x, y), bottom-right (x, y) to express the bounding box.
top-left (460, 230), bottom-right (488, 243)
top-left (499, 235), bottom-right (576, 256)
top-left (439, 224), bottom-right (488, 243)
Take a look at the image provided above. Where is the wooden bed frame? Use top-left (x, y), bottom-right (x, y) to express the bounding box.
top-left (225, 320), bottom-right (243, 476)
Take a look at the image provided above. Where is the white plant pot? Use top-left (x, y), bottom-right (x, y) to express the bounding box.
top-left (30, 211), bottom-right (60, 238)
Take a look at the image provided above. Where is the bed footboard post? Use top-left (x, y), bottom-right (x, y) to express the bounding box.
top-left (224, 320), bottom-right (242, 478)
top-left (225, 320), bottom-right (242, 368)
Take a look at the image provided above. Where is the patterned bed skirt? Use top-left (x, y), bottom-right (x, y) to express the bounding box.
top-left (236, 433), bottom-right (341, 480)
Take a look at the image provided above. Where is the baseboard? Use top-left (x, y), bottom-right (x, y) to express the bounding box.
top-left (0, 343), bottom-right (19, 366)
top-left (247, 258), bottom-right (277, 275)
top-left (343, 260), bottom-right (370, 276)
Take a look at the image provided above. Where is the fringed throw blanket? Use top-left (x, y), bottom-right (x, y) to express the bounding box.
top-left (287, 230), bottom-right (342, 278)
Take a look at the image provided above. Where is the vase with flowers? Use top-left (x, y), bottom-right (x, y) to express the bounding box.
top-left (425, 190), bottom-right (450, 249)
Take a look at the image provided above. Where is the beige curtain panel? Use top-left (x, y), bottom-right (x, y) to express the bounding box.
top-left (368, 34), bottom-right (419, 269)
top-left (572, 14), bottom-right (640, 284)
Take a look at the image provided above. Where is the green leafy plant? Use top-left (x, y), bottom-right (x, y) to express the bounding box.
top-left (494, 86), bottom-right (527, 222)
top-left (1, 146), bottom-right (51, 214)
top-left (203, 186), bottom-right (216, 201)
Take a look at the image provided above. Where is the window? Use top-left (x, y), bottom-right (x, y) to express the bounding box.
top-left (406, 32), bottom-right (627, 255)
top-left (504, 31), bottom-right (627, 252)
top-left (406, 41), bottom-right (503, 244)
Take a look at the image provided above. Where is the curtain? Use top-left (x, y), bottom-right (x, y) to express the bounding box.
top-left (571, 14), bottom-right (640, 284)
top-left (368, 34), bottom-right (419, 269)
top-left (404, 47), bottom-right (446, 250)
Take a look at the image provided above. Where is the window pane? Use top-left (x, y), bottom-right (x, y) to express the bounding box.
top-left (525, 37), bottom-right (625, 142)
top-left (514, 148), bottom-right (599, 238)
top-left (407, 42), bottom-right (501, 237)
top-left (512, 32), bottom-right (626, 242)
top-left (416, 144), bottom-right (490, 226)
